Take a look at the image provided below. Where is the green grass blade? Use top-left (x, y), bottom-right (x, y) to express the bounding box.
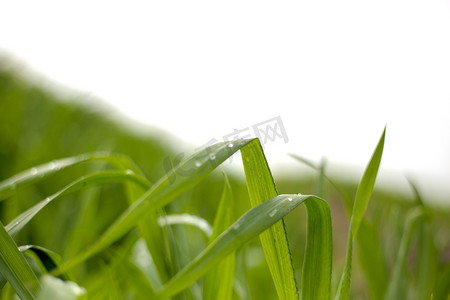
top-left (0, 221), bottom-right (40, 300)
top-left (203, 173), bottom-right (235, 300)
top-left (241, 139), bottom-right (298, 300)
top-left (0, 152), bottom-right (133, 201)
top-left (334, 224), bottom-right (353, 300)
top-left (301, 197), bottom-right (333, 300)
top-left (155, 194), bottom-right (317, 299)
top-left (56, 139), bottom-right (254, 274)
top-left (112, 155), bottom-right (172, 283)
top-left (385, 207), bottom-right (425, 299)
top-left (5, 170), bottom-right (150, 238)
top-left (356, 221), bottom-right (388, 299)
top-left (158, 214), bottom-right (213, 238)
top-left (351, 127), bottom-right (386, 239)
top-left (19, 245), bottom-right (68, 281)
top-left (335, 127), bottom-right (386, 300)
top-left (409, 180), bottom-right (437, 299)
top-left (289, 152), bottom-right (388, 298)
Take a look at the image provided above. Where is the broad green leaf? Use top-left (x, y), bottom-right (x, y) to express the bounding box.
top-left (301, 197), bottom-right (333, 300)
top-left (0, 221), bottom-right (40, 300)
top-left (154, 194), bottom-right (321, 300)
top-left (203, 173), bottom-right (236, 300)
top-left (241, 139), bottom-right (298, 300)
top-left (335, 127), bottom-right (386, 300)
top-left (36, 275), bottom-right (86, 300)
top-left (56, 139), bottom-right (253, 274)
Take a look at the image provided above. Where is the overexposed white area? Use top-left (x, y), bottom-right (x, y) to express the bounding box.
top-left (1, 1), bottom-right (450, 204)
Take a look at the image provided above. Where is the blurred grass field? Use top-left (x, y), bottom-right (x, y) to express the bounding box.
top-left (1, 62), bottom-right (450, 299)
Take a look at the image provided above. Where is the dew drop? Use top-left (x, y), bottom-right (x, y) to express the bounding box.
top-left (125, 170), bottom-right (135, 175)
top-left (228, 143), bottom-right (234, 148)
top-left (49, 161), bottom-right (56, 170)
top-left (297, 193), bottom-right (302, 196)
top-left (45, 197), bottom-right (51, 203)
top-left (233, 223), bottom-right (241, 230)
top-left (287, 197), bottom-right (293, 202)
top-left (15, 221), bottom-right (19, 226)
top-left (269, 209), bottom-right (277, 218)
top-left (194, 161), bottom-right (201, 167)
top-left (30, 168), bottom-right (38, 175)
top-left (209, 153), bottom-right (216, 160)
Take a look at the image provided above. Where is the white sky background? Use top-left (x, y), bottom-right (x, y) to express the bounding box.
top-left (1, 1), bottom-right (450, 204)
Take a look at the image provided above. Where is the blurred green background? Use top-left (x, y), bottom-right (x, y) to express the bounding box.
top-left (1, 62), bottom-right (450, 299)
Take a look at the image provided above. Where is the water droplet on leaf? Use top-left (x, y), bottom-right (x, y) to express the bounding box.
top-left (269, 209), bottom-right (277, 218)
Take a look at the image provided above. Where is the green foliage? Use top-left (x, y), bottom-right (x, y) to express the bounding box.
top-left (0, 66), bottom-right (449, 300)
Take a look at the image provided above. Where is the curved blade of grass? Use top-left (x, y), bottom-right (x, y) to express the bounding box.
top-left (241, 139), bottom-right (298, 300)
top-left (19, 245), bottom-right (68, 281)
top-left (110, 155), bottom-right (172, 283)
top-left (155, 194), bottom-right (322, 299)
top-left (288, 153), bottom-right (353, 214)
top-left (5, 170), bottom-right (150, 238)
top-left (158, 214), bottom-right (213, 238)
top-left (203, 173), bottom-right (235, 300)
top-left (289, 152), bottom-right (388, 298)
top-left (0, 152), bottom-right (135, 201)
top-left (301, 197), bottom-right (333, 300)
top-left (0, 221), bottom-right (39, 300)
top-left (335, 127), bottom-right (386, 300)
top-left (56, 139), bottom-right (254, 274)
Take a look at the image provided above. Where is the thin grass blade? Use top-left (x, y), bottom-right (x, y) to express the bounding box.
top-left (203, 173), bottom-right (235, 300)
top-left (335, 127), bottom-right (386, 300)
top-left (385, 207), bottom-right (425, 299)
top-left (241, 139), bottom-right (298, 300)
top-left (301, 197), bottom-right (333, 300)
top-left (56, 139), bottom-right (253, 274)
top-left (351, 127), bottom-right (386, 238)
top-left (155, 194), bottom-right (318, 299)
top-left (0, 152), bottom-right (134, 201)
top-left (0, 221), bottom-right (40, 300)
top-left (5, 170), bottom-right (150, 238)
